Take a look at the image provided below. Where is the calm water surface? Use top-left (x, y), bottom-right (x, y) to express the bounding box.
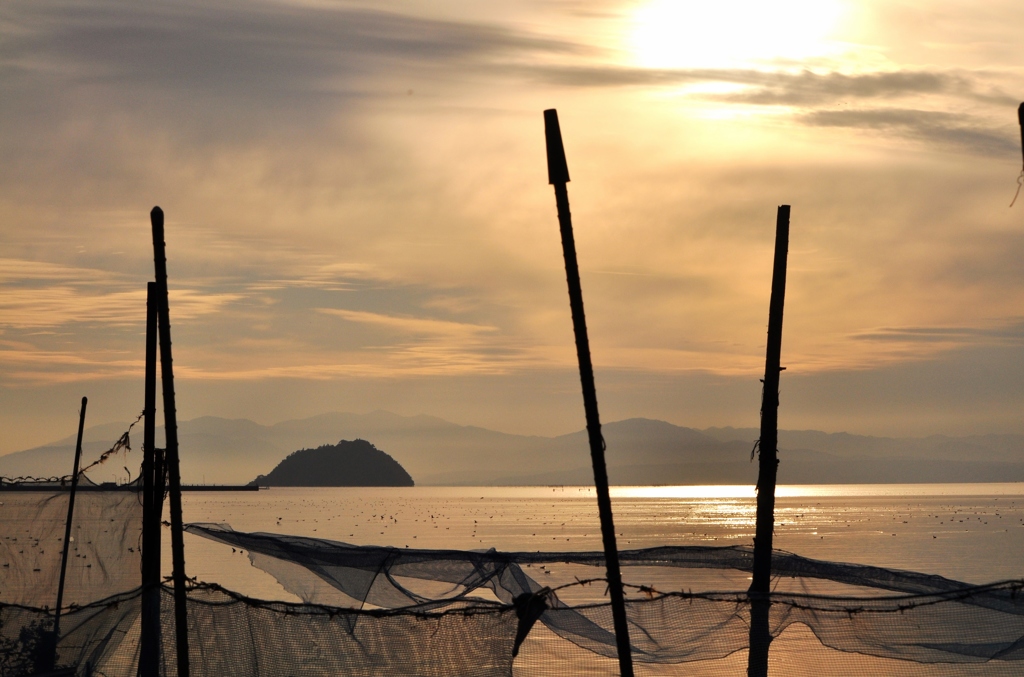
top-left (168, 483), bottom-right (1024, 603)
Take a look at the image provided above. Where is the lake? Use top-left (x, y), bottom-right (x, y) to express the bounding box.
top-left (169, 483), bottom-right (1024, 604)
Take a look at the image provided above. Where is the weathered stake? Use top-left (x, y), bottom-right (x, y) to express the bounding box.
top-left (139, 281), bottom-right (161, 677)
top-left (151, 207), bottom-right (190, 677)
top-left (747, 205), bottom-right (791, 677)
top-left (1018, 102), bottom-right (1023, 163)
top-left (544, 108), bottom-right (634, 677)
top-left (51, 396), bottom-right (88, 669)
top-left (1012, 103), bottom-right (1024, 207)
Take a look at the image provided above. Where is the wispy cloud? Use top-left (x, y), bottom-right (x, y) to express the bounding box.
top-left (520, 64), bottom-right (1017, 105)
top-left (1, 0), bottom-right (579, 105)
top-left (852, 321), bottom-right (1024, 346)
top-left (0, 287), bottom-right (240, 329)
top-left (0, 342), bottom-right (143, 384)
top-left (800, 108), bottom-right (1018, 157)
top-left (317, 308), bottom-right (496, 337)
top-left (0, 256), bottom-right (242, 329)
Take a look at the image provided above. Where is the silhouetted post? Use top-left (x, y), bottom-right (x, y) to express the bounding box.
top-left (150, 207), bottom-right (190, 677)
top-left (1012, 103), bottom-right (1024, 207)
top-left (1018, 103), bottom-right (1023, 162)
top-left (52, 396), bottom-right (88, 667)
top-left (747, 205), bottom-right (790, 677)
top-left (140, 281), bottom-right (161, 677)
top-left (544, 109), bottom-right (634, 677)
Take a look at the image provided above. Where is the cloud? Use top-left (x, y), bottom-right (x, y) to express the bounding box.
top-left (7, 0), bottom-right (1012, 124)
top-left (317, 308), bottom-right (496, 337)
top-left (0, 342), bottom-right (143, 384)
top-left (515, 64), bottom-right (1018, 156)
top-left (0, 257), bottom-right (241, 329)
top-left (852, 321), bottom-right (1024, 345)
top-left (0, 0), bottom-right (579, 105)
top-left (800, 108), bottom-right (1018, 157)
top-left (521, 64), bottom-right (1017, 106)
top-left (0, 287), bottom-right (240, 329)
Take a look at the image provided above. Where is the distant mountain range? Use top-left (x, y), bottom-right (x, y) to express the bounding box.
top-left (3, 410), bottom-right (1024, 486)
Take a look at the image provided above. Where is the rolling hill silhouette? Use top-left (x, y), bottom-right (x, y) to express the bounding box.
top-left (249, 439), bottom-right (413, 487)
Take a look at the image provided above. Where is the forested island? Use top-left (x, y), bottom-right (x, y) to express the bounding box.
top-left (248, 439), bottom-right (414, 487)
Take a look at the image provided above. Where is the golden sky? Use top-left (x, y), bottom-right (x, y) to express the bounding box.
top-left (1, 0), bottom-right (1023, 452)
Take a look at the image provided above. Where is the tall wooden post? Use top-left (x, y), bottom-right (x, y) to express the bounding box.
top-left (139, 281), bottom-right (161, 676)
top-left (1017, 103), bottom-right (1023, 162)
top-left (544, 109), bottom-right (634, 677)
top-left (1012, 103), bottom-right (1024, 207)
top-left (747, 205), bottom-right (790, 677)
top-left (150, 207), bottom-right (190, 677)
top-left (51, 396), bottom-right (88, 668)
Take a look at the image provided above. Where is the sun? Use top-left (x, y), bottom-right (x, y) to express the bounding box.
top-left (628, 0), bottom-right (847, 70)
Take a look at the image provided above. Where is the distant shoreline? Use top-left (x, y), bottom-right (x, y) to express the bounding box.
top-left (246, 482), bottom-right (1024, 499)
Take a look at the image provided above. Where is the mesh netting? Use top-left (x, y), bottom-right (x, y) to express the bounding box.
top-left (4, 499), bottom-right (1024, 675)
top-left (182, 524), bottom-right (1024, 673)
top-left (1, 584), bottom-right (520, 677)
top-left (6, 575), bottom-right (1024, 676)
top-left (0, 480), bottom-right (142, 609)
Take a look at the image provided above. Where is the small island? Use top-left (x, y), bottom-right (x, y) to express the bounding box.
top-left (248, 439), bottom-right (414, 487)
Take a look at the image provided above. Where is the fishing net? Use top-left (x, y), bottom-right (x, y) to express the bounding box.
top-left (4, 511), bottom-right (1024, 675)
top-left (9, 574), bottom-right (1024, 677)
top-left (0, 478), bottom-right (143, 609)
top-left (172, 524), bottom-right (1024, 675)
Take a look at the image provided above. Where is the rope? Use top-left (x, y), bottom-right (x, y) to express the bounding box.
top-left (0, 412), bottom-right (144, 485)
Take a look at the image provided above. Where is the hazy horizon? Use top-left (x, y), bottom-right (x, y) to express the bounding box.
top-left (19, 406), bottom-right (1024, 458)
top-left (3, 0), bottom-right (1024, 454)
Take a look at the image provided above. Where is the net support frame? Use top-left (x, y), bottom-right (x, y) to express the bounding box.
top-left (544, 108), bottom-right (634, 677)
top-left (140, 281), bottom-right (161, 676)
top-left (50, 395), bottom-right (88, 670)
top-left (748, 205), bottom-right (790, 677)
top-left (151, 206), bottom-right (191, 677)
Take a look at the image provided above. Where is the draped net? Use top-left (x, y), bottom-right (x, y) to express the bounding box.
top-left (3, 495), bottom-right (1024, 676)
top-left (0, 478), bottom-right (142, 609)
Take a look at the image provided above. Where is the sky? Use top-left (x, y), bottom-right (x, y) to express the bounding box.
top-left (1, 0), bottom-right (1023, 453)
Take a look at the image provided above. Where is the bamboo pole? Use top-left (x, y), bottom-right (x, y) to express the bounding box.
top-left (747, 205), bottom-right (791, 677)
top-left (1012, 103), bottom-right (1024, 207)
top-left (1018, 103), bottom-right (1023, 162)
top-left (139, 281), bottom-right (161, 677)
top-left (544, 108), bottom-right (634, 677)
top-left (150, 206), bottom-right (190, 677)
top-left (52, 396), bottom-right (88, 666)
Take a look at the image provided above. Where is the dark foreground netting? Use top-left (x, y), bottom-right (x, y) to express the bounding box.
top-left (0, 480), bottom-right (142, 609)
top-left (174, 523), bottom-right (1024, 675)
top-left (4, 507), bottom-right (1024, 675)
top-left (5, 575), bottom-right (1024, 676)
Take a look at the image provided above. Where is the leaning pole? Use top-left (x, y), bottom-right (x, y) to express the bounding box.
top-left (150, 206), bottom-right (191, 677)
top-left (544, 108), bottom-right (634, 677)
top-left (747, 205), bottom-right (791, 677)
top-left (50, 396), bottom-right (88, 669)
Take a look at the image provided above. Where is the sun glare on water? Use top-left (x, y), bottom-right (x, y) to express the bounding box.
top-left (628, 0), bottom-right (847, 69)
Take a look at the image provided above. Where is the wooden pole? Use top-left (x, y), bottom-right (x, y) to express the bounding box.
top-left (1018, 103), bottom-right (1023, 164)
top-left (1012, 103), bottom-right (1024, 207)
top-left (52, 396), bottom-right (88, 664)
top-left (544, 108), bottom-right (634, 677)
top-left (747, 205), bottom-right (790, 677)
top-left (150, 206), bottom-right (190, 677)
top-left (139, 281), bottom-right (161, 677)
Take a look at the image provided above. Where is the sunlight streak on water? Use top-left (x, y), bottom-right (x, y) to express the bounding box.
top-left (169, 483), bottom-right (1024, 604)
